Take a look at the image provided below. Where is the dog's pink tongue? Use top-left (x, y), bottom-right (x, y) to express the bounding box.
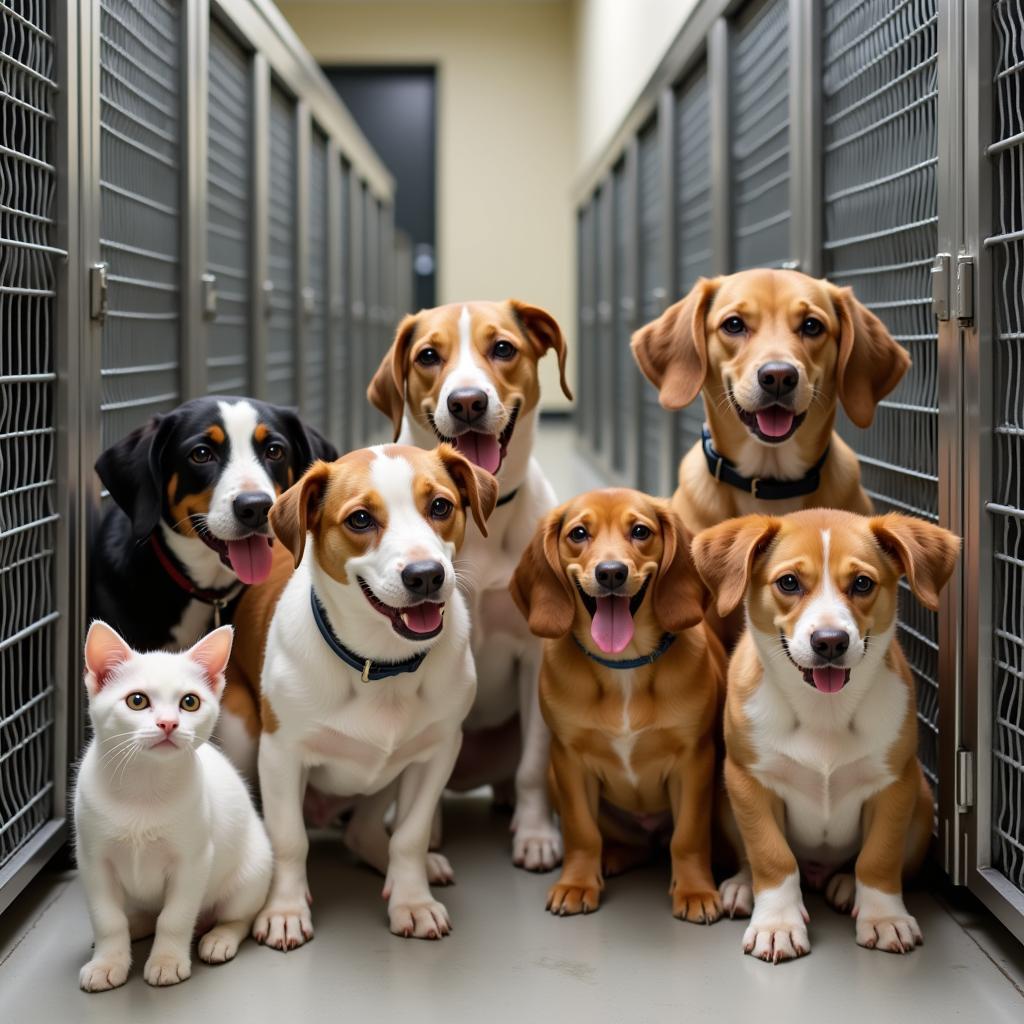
top-left (811, 666), bottom-right (847, 694)
top-left (591, 594), bottom-right (634, 654)
top-left (402, 602), bottom-right (443, 634)
top-left (755, 406), bottom-right (796, 438)
top-left (454, 431), bottom-right (501, 474)
top-left (226, 536), bottom-right (274, 585)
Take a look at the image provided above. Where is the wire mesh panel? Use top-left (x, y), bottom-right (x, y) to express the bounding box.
top-left (348, 180), bottom-right (366, 446)
top-left (334, 159), bottom-right (351, 451)
top-left (596, 182), bottom-right (614, 462)
top-left (731, 0), bottom-right (791, 270)
top-left (206, 19), bottom-right (250, 395)
top-left (266, 83), bottom-right (296, 406)
top-left (304, 126), bottom-right (329, 433)
top-left (0, 0), bottom-right (60, 875)
top-left (989, 0), bottom-right (1024, 897)
top-left (98, 0), bottom-right (182, 449)
top-left (362, 188), bottom-right (378, 443)
top-left (673, 65), bottom-right (713, 460)
top-left (611, 159), bottom-right (635, 477)
top-left (822, 0), bottom-right (941, 789)
top-left (637, 118), bottom-right (665, 493)
top-left (576, 200), bottom-right (597, 450)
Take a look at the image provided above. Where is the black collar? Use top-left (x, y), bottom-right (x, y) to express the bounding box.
top-left (573, 631), bottom-right (677, 670)
top-left (148, 532), bottom-right (243, 625)
top-left (495, 486), bottom-right (520, 508)
top-left (310, 589), bottom-right (430, 682)
top-left (702, 426), bottom-right (830, 501)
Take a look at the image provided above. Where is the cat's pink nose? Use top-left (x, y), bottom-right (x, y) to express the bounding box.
top-left (156, 718), bottom-right (178, 735)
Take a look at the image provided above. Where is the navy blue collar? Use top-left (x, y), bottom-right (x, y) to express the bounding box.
top-left (702, 426), bottom-right (829, 501)
top-left (310, 589), bottom-right (430, 682)
top-left (495, 486), bottom-right (520, 508)
top-left (573, 631), bottom-right (677, 670)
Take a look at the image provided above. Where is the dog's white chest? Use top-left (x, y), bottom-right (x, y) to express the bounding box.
top-left (608, 673), bottom-right (640, 786)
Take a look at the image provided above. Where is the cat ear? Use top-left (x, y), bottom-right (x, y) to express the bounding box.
top-left (84, 621), bottom-right (134, 696)
top-left (186, 626), bottom-right (234, 696)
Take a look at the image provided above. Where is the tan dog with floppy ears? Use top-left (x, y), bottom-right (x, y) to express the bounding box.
top-left (631, 269), bottom-right (910, 535)
top-left (692, 509), bottom-right (958, 962)
top-left (511, 488), bottom-right (726, 921)
top-left (369, 300), bottom-right (572, 871)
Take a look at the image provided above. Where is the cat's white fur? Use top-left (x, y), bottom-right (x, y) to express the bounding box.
top-left (74, 622), bottom-right (271, 992)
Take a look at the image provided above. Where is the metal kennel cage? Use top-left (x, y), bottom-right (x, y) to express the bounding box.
top-left (574, 0), bottom-right (1024, 942)
top-left (0, 0), bottom-right (406, 914)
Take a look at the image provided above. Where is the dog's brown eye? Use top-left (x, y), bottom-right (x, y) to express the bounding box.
top-left (430, 497), bottom-right (454, 520)
top-left (631, 524), bottom-right (652, 540)
top-left (568, 525), bottom-right (588, 544)
top-left (126, 692), bottom-right (149, 710)
top-left (491, 339), bottom-right (516, 360)
top-left (721, 315), bottom-right (746, 335)
top-left (265, 442), bottom-right (285, 462)
top-left (190, 444), bottom-right (214, 464)
top-left (850, 575), bottom-right (875, 595)
top-left (415, 347), bottom-right (441, 367)
top-left (180, 693), bottom-right (200, 712)
top-left (776, 574), bottom-right (802, 595)
top-left (800, 317), bottom-right (825, 337)
top-left (346, 510), bottom-right (376, 532)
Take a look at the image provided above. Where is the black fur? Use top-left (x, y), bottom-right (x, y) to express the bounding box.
top-left (90, 396), bottom-right (337, 651)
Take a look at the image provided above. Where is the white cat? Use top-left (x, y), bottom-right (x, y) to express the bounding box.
top-left (74, 621), bottom-right (272, 992)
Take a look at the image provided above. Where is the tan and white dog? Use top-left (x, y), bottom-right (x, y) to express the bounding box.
top-left (227, 444), bottom-right (496, 946)
top-left (692, 509), bottom-right (958, 962)
top-left (369, 300), bottom-right (572, 871)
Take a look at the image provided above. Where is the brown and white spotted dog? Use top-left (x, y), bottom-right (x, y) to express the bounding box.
top-left (90, 396), bottom-right (336, 659)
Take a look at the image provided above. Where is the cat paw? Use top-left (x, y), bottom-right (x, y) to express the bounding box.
top-left (79, 955), bottom-right (130, 992)
top-left (426, 852), bottom-right (454, 886)
top-left (197, 926), bottom-right (241, 964)
top-left (388, 898), bottom-right (451, 939)
top-left (252, 902), bottom-right (313, 951)
top-left (143, 950), bottom-right (191, 986)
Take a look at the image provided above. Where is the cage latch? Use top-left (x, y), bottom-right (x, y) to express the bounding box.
top-left (955, 254), bottom-right (974, 325)
top-left (201, 273), bottom-right (218, 320)
top-left (89, 262), bottom-right (108, 323)
top-left (956, 748), bottom-right (974, 811)
top-left (931, 252), bottom-right (951, 321)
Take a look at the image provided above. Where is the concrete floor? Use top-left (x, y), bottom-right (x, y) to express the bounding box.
top-left (2, 421), bottom-right (1023, 1022)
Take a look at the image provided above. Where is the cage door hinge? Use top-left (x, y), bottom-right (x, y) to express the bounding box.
top-left (956, 749), bottom-right (975, 811)
top-left (931, 252), bottom-right (951, 320)
top-left (89, 262), bottom-right (108, 323)
top-left (956, 254), bottom-right (975, 325)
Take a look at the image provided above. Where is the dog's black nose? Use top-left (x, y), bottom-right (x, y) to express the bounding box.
top-left (401, 560), bottom-right (446, 598)
top-left (811, 628), bottom-right (849, 662)
top-left (233, 491), bottom-right (272, 528)
top-left (757, 362), bottom-right (799, 398)
top-left (595, 560), bottom-right (629, 592)
top-left (447, 388), bottom-right (488, 425)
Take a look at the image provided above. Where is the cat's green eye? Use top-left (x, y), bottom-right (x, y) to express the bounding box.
top-left (125, 693), bottom-right (149, 710)
top-left (179, 693), bottom-right (200, 712)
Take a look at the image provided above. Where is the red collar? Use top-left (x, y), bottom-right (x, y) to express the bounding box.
top-left (148, 532), bottom-right (244, 610)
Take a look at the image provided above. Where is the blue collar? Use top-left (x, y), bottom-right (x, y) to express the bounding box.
top-left (310, 589), bottom-right (430, 682)
top-left (573, 631), bottom-right (677, 670)
top-left (702, 426), bottom-right (829, 500)
top-left (495, 486), bottom-right (520, 508)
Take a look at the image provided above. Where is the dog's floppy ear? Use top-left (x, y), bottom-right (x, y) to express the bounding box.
top-left (508, 299), bottom-right (573, 401)
top-left (277, 407), bottom-right (338, 472)
top-left (269, 461), bottom-right (332, 568)
top-left (691, 515), bottom-right (781, 618)
top-left (95, 413), bottom-right (178, 540)
top-left (368, 313), bottom-right (419, 440)
top-left (829, 284), bottom-right (910, 429)
top-left (651, 506), bottom-right (708, 634)
top-left (437, 444), bottom-right (498, 537)
top-left (510, 507), bottom-right (575, 640)
top-left (631, 276), bottom-right (721, 410)
top-left (870, 514), bottom-right (960, 612)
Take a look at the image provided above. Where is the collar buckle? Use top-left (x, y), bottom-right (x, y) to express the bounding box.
top-left (714, 455), bottom-right (724, 481)
top-left (751, 477), bottom-right (761, 498)
top-left (361, 659), bottom-right (372, 684)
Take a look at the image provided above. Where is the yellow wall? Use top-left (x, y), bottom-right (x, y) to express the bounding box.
top-left (279, 0), bottom-right (578, 410)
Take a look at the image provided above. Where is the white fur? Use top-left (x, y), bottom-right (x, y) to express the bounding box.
top-left (253, 448), bottom-right (476, 946)
top-left (74, 626), bottom-right (271, 991)
top-left (854, 881), bottom-right (922, 952)
top-left (609, 671), bottom-right (639, 787)
top-left (398, 304), bottom-right (562, 871)
top-left (742, 870), bottom-right (809, 962)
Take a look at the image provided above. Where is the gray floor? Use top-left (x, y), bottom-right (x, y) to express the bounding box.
top-left (2, 421), bottom-right (1023, 1022)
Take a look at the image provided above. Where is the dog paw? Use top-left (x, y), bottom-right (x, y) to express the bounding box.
top-left (546, 880), bottom-right (601, 916)
top-left (855, 912), bottom-right (922, 953)
top-left (426, 852), bottom-right (455, 886)
top-left (252, 901), bottom-right (313, 951)
top-left (742, 918), bottom-right (810, 963)
top-left (79, 954), bottom-right (130, 992)
top-left (719, 872), bottom-right (754, 919)
top-left (512, 821), bottom-right (563, 872)
top-left (143, 950), bottom-right (191, 986)
top-left (671, 886), bottom-right (722, 924)
top-left (388, 899), bottom-right (451, 939)
top-left (825, 872), bottom-right (855, 914)
top-left (197, 926), bottom-right (241, 964)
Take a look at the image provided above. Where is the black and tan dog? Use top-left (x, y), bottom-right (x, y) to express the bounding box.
top-left (90, 396), bottom-right (335, 656)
